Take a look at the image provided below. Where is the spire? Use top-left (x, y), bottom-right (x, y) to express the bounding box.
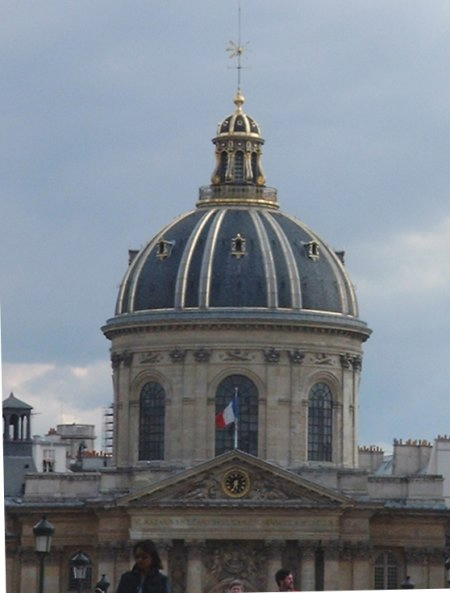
top-left (197, 2), bottom-right (277, 209)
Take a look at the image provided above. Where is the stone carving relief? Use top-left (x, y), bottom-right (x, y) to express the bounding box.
top-left (170, 349), bottom-right (187, 363)
top-left (110, 350), bottom-right (133, 369)
top-left (140, 351), bottom-right (161, 364)
top-left (287, 349), bottom-right (305, 364)
top-left (204, 541), bottom-right (267, 593)
top-left (340, 353), bottom-right (363, 371)
top-left (157, 466), bottom-right (336, 505)
top-left (193, 348), bottom-right (212, 362)
top-left (222, 350), bottom-right (252, 361)
top-left (310, 353), bottom-right (334, 366)
top-left (263, 348), bottom-right (281, 363)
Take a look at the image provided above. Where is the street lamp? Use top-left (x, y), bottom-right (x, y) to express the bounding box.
top-left (33, 515), bottom-right (55, 593)
top-left (445, 557), bottom-right (450, 584)
top-left (71, 550), bottom-right (90, 593)
top-left (94, 574), bottom-right (110, 592)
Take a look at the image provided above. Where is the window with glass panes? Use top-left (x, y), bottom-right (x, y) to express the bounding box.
top-left (308, 383), bottom-right (333, 461)
top-left (215, 375), bottom-right (258, 456)
top-left (374, 552), bottom-right (398, 589)
top-left (139, 382), bottom-right (165, 460)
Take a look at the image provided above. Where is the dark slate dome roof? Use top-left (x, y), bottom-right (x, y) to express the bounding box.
top-left (116, 206), bottom-right (358, 317)
top-left (110, 91), bottom-right (367, 333)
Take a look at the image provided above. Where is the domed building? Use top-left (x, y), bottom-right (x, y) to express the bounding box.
top-left (103, 89), bottom-right (370, 472)
top-left (5, 89), bottom-right (450, 593)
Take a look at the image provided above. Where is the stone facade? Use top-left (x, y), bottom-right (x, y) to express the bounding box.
top-left (105, 324), bottom-right (365, 469)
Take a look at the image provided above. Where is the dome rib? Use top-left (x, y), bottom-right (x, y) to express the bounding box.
top-left (199, 208), bottom-right (227, 308)
top-left (261, 211), bottom-right (302, 309)
top-left (249, 209), bottom-right (278, 308)
top-left (174, 208), bottom-right (217, 309)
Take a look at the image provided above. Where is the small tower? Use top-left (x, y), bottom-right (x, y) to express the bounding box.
top-left (3, 393), bottom-right (36, 496)
top-left (211, 90), bottom-right (266, 186)
top-left (3, 392), bottom-right (33, 455)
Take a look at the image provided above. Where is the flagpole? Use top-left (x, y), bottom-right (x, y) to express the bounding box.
top-left (234, 387), bottom-right (239, 449)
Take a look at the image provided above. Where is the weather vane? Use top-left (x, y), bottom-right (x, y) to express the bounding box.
top-left (226, 0), bottom-right (248, 91)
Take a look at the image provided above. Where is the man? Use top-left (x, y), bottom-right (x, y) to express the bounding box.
top-left (275, 568), bottom-right (296, 591)
top-left (228, 579), bottom-right (244, 593)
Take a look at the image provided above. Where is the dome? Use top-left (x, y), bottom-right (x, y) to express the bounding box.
top-left (116, 206), bottom-right (359, 318)
top-left (216, 90), bottom-right (261, 137)
top-left (108, 91), bottom-right (369, 338)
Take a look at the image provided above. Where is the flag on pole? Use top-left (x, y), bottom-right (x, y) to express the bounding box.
top-left (215, 398), bottom-right (237, 429)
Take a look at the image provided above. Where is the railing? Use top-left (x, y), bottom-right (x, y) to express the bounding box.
top-left (198, 184), bottom-right (278, 206)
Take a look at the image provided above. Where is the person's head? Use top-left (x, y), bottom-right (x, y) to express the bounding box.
top-left (229, 579), bottom-right (244, 593)
top-left (133, 540), bottom-right (163, 575)
top-left (229, 579), bottom-right (243, 593)
top-left (275, 568), bottom-right (294, 591)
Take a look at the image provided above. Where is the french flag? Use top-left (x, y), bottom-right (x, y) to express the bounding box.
top-left (215, 399), bottom-right (237, 429)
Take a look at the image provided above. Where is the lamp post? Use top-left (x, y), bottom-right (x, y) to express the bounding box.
top-left (94, 574), bottom-right (110, 592)
top-left (445, 557), bottom-right (450, 586)
top-left (71, 550), bottom-right (90, 593)
top-left (33, 515), bottom-right (55, 593)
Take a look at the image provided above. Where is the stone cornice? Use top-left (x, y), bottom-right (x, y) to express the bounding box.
top-left (103, 311), bottom-right (371, 342)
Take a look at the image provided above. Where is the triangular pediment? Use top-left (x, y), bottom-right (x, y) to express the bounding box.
top-left (118, 450), bottom-right (353, 508)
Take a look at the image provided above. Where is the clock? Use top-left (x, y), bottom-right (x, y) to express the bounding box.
top-left (222, 468), bottom-right (250, 498)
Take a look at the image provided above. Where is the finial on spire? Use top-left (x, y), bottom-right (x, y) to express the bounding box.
top-left (234, 89), bottom-right (245, 111)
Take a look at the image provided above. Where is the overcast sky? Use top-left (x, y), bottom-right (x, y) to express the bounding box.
top-left (1, 1), bottom-right (450, 453)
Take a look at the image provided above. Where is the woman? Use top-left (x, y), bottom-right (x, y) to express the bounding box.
top-left (115, 540), bottom-right (171, 593)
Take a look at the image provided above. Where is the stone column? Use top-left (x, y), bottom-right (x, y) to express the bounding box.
top-left (156, 539), bottom-right (173, 576)
top-left (299, 542), bottom-right (315, 592)
top-left (185, 540), bottom-right (204, 593)
top-left (95, 543), bottom-right (117, 590)
top-left (265, 540), bottom-right (284, 591)
top-left (323, 541), bottom-right (340, 591)
top-left (352, 542), bottom-right (372, 591)
top-left (20, 547), bottom-right (38, 593)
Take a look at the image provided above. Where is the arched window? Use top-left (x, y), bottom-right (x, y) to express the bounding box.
top-left (139, 382), bottom-right (166, 461)
top-left (215, 375), bottom-right (258, 456)
top-left (308, 383), bottom-right (333, 461)
top-left (68, 553), bottom-right (92, 591)
top-left (219, 151), bottom-right (228, 182)
top-left (374, 552), bottom-right (398, 589)
top-left (234, 151), bottom-right (244, 183)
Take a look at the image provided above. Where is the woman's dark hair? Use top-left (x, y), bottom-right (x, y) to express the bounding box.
top-left (275, 568), bottom-right (291, 585)
top-left (133, 539), bottom-right (163, 570)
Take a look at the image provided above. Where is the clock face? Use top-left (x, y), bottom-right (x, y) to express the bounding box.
top-left (222, 469), bottom-right (250, 498)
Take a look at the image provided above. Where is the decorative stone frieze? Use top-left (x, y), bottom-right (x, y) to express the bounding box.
top-left (193, 348), bottom-right (211, 362)
top-left (287, 349), bottom-right (305, 364)
top-left (340, 353), bottom-right (353, 369)
top-left (310, 353), bottom-right (334, 366)
top-left (140, 351), bottom-right (161, 364)
top-left (222, 350), bottom-right (252, 361)
top-left (339, 541), bottom-right (372, 561)
top-left (111, 350), bottom-right (133, 368)
top-left (323, 540), bottom-right (340, 560)
top-left (122, 351), bottom-right (133, 366)
top-left (340, 353), bottom-right (363, 371)
top-left (170, 349), bottom-right (187, 363)
top-left (405, 546), bottom-right (446, 564)
top-left (352, 355), bottom-right (362, 371)
top-left (110, 352), bottom-right (122, 369)
top-left (263, 348), bottom-right (281, 363)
